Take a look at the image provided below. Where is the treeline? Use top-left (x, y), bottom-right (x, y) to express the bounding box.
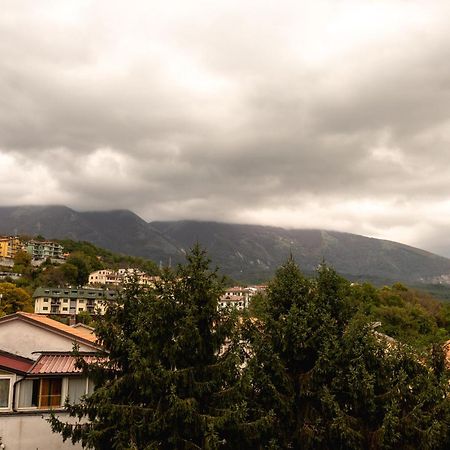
top-left (51, 246), bottom-right (450, 450)
top-left (251, 280), bottom-right (450, 350)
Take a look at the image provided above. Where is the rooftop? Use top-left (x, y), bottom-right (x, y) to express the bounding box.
top-left (29, 352), bottom-right (101, 375)
top-left (0, 312), bottom-right (98, 345)
top-left (33, 286), bottom-right (117, 300)
top-left (0, 350), bottom-right (34, 374)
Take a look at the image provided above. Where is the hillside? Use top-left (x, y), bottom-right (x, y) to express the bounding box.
top-left (0, 205), bottom-right (181, 259)
top-left (1, 205), bottom-right (450, 284)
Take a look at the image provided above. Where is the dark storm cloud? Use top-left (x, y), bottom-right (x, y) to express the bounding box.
top-left (1, 1), bottom-right (450, 254)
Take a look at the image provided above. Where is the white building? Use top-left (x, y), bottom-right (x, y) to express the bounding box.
top-left (0, 312), bottom-right (101, 450)
top-left (33, 287), bottom-right (117, 316)
top-left (88, 268), bottom-right (159, 287)
top-left (87, 269), bottom-right (116, 285)
top-left (218, 285), bottom-right (267, 310)
top-left (219, 287), bottom-right (251, 310)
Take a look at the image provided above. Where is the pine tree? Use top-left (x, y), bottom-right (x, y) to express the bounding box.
top-left (244, 258), bottom-right (450, 449)
top-left (50, 245), bottom-right (254, 449)
top-left (50, 252), bottom-right (450, 449)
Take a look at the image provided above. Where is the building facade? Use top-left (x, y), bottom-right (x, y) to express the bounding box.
top-left (219, 286), bottom-right (252, 310)
top-left (26, 240), bottom-right (64, 260)
top-left (88, 268), bottom-right (158, 287)
top-left (0, 312), bottom-right (101, 450)
top-left (33, 287), bottom-right (117, 316)
top-left (0, 236), bottom-right (22, 259)
top-left (218, 285), bottom-right (267, 310)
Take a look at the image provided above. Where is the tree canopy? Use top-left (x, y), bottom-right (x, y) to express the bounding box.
top-left (50, 245), bottom-right (266, 449)
top-left (242, 259), bottom-right (450, 449)
top-left (50, 251), bottom-right (450, 449)
top-left (0, 282), bottom-right (33, 316)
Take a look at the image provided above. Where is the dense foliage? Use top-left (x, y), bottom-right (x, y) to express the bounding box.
top-left (243, 259), bottom-right (450, 449)
top-left (50, 245), bottom-right (266, 449)
top-left (0, 282), bottom-right (33, 316)
top-left (50, 250), bottom-right (450, 449)
top-left (350, 282), bottom-right (450, 349)
top-left (0, 237), bottom-right (159, 293)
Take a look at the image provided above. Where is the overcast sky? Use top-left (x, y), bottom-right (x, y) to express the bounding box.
top-left (2, 1), bottom-right (450, 255)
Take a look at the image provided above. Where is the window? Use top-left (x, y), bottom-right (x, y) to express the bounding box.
top-left (43, 306), bottom-right (48, 311)
top-left (18, 379), bottom-right (39, 408)
top-left (0, 377), bottom-right (12, 408)
top-left (67, 377), bottom-right (86, 404)
top-left (39, 378), bottom-right (62, 408)
top-left (18, 377), bottom-right (94, 409)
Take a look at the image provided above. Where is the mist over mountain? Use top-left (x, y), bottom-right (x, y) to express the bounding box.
top-left (1, 205), bottom-right (450, 284)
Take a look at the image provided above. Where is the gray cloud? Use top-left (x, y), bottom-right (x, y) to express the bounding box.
top-left (2, 1), bottom-right (450, 255)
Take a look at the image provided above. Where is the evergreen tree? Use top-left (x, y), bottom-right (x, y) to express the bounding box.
top-left (50, 252), bottom-right (450, 449)
top-left (50, 245), bottom-right (258, 449)
top-left (244, 258), bottom-right (450, 449)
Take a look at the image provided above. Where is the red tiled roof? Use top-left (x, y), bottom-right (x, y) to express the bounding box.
top-left (29, 353), bottom-right (101, 375)
top-left (0, 350), bottom-right (34, 374)
top-left (13, 312), bottom-right (98, 344)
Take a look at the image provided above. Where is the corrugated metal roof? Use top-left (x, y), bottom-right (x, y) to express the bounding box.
top-left (0, 350), bottom-right (34, 374)
top-left (29, 354), bottom-right (101, 375)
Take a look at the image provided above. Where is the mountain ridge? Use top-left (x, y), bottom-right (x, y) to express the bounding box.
top-left (1, 205), bottom-right (449, 284)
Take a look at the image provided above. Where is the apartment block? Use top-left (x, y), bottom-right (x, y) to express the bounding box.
top-left (88, 268), bottom-right (159, 287)
top-left (218, 285), bottom-right (267, 310)
top-left (33, 287), bottom-right (117, 316)
top-left (26, 240), bottom-right (64, 260)
top-left (0, 236), bottom-right (22, 259)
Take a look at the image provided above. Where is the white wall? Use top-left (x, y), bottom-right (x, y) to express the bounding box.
top-left (0, 412), bottom-right (83, 450)
top-left (0, 320), bottom-right (96, 359)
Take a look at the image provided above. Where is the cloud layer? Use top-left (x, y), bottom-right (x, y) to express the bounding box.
top-left (2, 1), bottom-right (450, 255)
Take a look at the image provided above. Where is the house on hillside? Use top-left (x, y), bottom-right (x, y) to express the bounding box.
top-left (88, 268), bottom-right (159, 287)
top-left (219, 286), bottom-right (251, 310)
top-left (33, 286), bottom-right (117, 317)
top-left (0, 312), bottom-right (102, 450)
top-left (0, 236), bottom-right (22, 259)
top-left (26, 240), bottom-right (64, 261)
top-left (219, 285), bottom-right (266, 310)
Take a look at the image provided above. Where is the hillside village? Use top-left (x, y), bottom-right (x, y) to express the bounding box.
top-left (0, 235), bottom-right (266, 320)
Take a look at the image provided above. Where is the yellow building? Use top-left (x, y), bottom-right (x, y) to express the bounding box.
top-left (0, 236), bottom-right (22, 259)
